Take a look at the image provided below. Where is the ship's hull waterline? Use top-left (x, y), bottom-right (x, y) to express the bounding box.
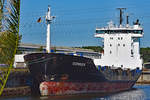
top-left (40, 81), bottom-right (136, 96)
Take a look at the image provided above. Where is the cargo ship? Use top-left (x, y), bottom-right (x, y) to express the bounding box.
top-left (24, 7), bottom-right (143, 96)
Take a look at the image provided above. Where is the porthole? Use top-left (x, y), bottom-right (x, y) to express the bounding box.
top-left (110, 51), bottom-right (112, 54)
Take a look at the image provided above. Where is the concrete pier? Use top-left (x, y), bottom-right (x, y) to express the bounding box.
top-left (1, 86), bottom-right (31, 97)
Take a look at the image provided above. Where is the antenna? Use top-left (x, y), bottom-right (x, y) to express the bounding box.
top-left (126, 13), bottom-right (129, 27)
top-left (126, 13), bottom-right (129, 25)
top-left (117, 8), bottom-right (126, 26)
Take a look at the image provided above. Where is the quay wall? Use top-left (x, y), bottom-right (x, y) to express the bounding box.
top-left (0, 68), bottom-right (31, 97)
top-left (137, 70), bottom-right (150, 84)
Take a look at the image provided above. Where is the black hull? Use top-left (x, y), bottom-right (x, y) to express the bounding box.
top-left (24, 53), bottom-right (142, 95)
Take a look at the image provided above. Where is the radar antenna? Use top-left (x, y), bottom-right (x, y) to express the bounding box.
top-left (117, 8), bottom-right (126, 26)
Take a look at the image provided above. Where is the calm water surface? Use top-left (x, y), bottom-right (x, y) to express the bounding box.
top-left (1, 85), bottom-right (149, 100)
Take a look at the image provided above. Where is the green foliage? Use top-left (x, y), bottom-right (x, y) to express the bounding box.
top-left (6, 0), bottom-right (20, 33)
top-left (140, 47), bottom-right (150, 63)
top-left (37, 46), bottom-right (43, 52)
top-left (0, 0), bottom-right (4, 31)
top-left (0, 0), bottom-right (20, 95)
top-left (0, 0), bottom-right (21, 64)
top-left (0, 31), bottom-right (17, 64)
top-left (81, 46), bottom-right (103, 52)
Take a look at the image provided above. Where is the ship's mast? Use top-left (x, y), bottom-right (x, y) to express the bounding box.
top-left (46, 5), bottom-right (55, 53)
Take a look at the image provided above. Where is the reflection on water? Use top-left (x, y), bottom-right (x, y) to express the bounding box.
top-left (39, 88), bottom-right (145, 100)
top-left (105, 88), bottom-right (145, 100)
top-left (1, 85), bottom-right (149, 100)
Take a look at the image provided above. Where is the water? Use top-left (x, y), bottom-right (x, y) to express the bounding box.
top-left (1, 85), bottom-right (149, 100)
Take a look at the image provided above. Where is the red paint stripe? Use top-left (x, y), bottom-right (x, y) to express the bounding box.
top-left (40, 81), bottom-right (134, 96)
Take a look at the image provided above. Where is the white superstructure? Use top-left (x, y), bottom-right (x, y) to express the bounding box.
top-left (94, 9), bottom-right (144, 70)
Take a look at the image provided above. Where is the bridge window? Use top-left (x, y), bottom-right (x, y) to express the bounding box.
top-left (110, 37), bottom-right (113, 40)
top-left (135, 30), bottom-right (143, 34)
top-left (127, 30), bottom-right (143, 34)
top-left (96, 30), bottom-right (142, 34)
top-left (96, 30), bottom-right (105, 34)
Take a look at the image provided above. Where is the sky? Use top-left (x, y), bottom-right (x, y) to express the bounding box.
top-left (20, 0), bottom-right (150, 47)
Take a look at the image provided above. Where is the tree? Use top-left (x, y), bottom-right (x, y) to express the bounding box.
top-left (0, 0), bottom-right (21, 64)
top-left (82, 46), bottom-right (103, 52)
top-left (0, 0), bottom-right (20, 95)
top-left (140, 47), bottom-right (150, 63)
top-left (0, 0), bottom-right (4, 31)
top-left (37, 46), bottom-right (43, 52)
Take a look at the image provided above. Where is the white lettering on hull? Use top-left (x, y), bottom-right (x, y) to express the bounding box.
top-left (72, 62), bottom-right (86, 67)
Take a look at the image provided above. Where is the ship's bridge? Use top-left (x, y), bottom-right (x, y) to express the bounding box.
top-left (94, 20), bottom-right (144, 70)
top-left (95, 21), bottom-right (144, 38)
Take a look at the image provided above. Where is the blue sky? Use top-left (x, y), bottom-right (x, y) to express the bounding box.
top-left (20, 0), bottom-right (150, 47)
